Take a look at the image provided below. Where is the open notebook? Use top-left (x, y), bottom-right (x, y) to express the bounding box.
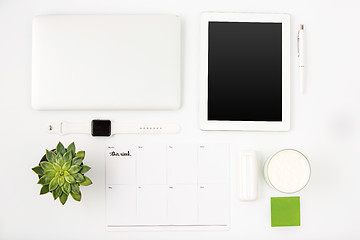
top-left (106, 144), bottom-right (230, 231)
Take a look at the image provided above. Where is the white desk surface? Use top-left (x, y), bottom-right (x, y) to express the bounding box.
top-left (1, 0), bottom-right (360, 239)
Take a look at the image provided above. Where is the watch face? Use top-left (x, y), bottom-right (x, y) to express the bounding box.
top-left (92, 120), bottom-right (111, 137)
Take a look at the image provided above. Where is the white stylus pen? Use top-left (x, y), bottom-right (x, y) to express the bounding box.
top-left (297, 24), bottom-right (305, 93)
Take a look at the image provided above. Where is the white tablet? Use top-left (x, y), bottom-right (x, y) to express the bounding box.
top-left (200, 13), bottom-right (290, 131)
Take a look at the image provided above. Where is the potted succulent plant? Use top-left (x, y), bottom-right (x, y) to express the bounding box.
top-left (32, 142), bottom-right (93, 205)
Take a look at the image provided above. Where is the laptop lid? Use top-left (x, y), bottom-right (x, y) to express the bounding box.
top-left (32, 15), bottom-right (181, 110)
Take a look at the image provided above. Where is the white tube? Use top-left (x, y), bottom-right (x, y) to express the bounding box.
top-left (237, 151), bottom-right (258, 201)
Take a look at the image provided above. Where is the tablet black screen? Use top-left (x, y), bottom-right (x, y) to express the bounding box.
top-left (208, 22), bottom-right (282, 121)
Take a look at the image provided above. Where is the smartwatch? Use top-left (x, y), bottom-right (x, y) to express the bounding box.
top-left (46, 120), bottom-right (180, 136)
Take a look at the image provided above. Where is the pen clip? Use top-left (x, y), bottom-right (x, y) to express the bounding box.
top-left (297, 30), bottom-right (300, 57)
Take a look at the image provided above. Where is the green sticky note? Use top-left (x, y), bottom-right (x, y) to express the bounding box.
top-left (271, 197), bottom-right (300, 227)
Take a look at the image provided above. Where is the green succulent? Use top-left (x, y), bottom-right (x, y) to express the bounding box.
top-left (32, 142), bottom-right (92, 205)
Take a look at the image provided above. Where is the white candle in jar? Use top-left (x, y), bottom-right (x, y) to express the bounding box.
top-left (264, 149), bottom-right (311, 193)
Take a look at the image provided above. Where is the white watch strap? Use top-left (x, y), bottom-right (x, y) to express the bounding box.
top-left (46, 121), bottom-right (180, 135)
top-left (46, 122), bottom-right (91, 135)
top-left (112, 123), bottom-right (180, 134)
